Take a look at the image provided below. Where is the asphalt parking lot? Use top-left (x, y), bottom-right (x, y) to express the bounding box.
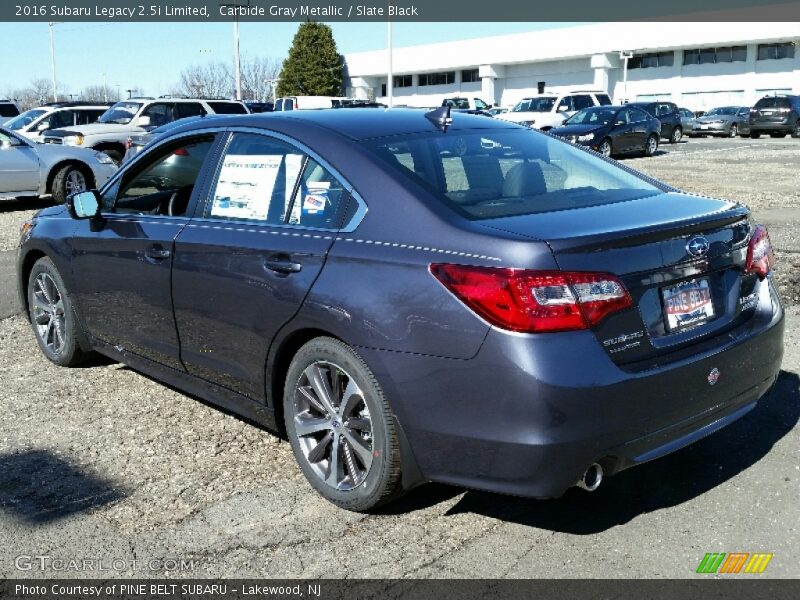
top-left (0, 136), bottom-right (798, 579)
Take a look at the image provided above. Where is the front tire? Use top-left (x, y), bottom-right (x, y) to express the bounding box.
top-left (750, 132), bottom-right (761, 139)
top-left (51, 164), bottom-right (89, 204)
top-left (598, 138), bottom-right (612, 157)
top-left (670, 126), bottom-right (683, 143)
top-left (27, 257), bottom-right (86, 367)
top-left (643, 134), bottom-right (659, 157)
top-left (729, 124), bottom-right (738, 137)
top-left (792, 122), bottom-right (800, 138)
top-left (283, 337), bottom-right (404, 511)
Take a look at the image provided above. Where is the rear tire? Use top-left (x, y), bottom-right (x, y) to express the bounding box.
top-left (750, 132), bottom-right (761, 139)
top-left (27, 257), bottom-right (86, 367)
top-left (283, 337), bottom-right (405, 511)
top-left (792, 122), bottom-right (800, 138)
top-left (669, 126), bottom-right (683, 143)
top-left (51, 164), bottom-right (89, 205)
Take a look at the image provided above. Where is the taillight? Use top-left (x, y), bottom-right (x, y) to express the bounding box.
top-left (173, 148), bottom-right (189, 156)
top-left (429, 264), bottom-right (632, 333)
top-left (746, 224), bottom-right (775, 279)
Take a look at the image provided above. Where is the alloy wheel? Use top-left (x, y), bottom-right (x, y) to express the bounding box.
top-left (599, 140), bottom-right (611, 157)
top-left (293, 361), bottom-right (374, 491)
top-left (65, 169), bottom-right (87, 195)
top-left (647, 136), bottom-right (658, 155)
top-left (672, 127), bottom-right (682, 143)
top-left (729, 124), bottom-right (738, 137)
top-left (32, 273), bottom-right (66, 355)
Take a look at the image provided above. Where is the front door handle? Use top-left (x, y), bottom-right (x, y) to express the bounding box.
top-left (264, 255), bottom-right (302, 274)
top-left (145, 246), bottom-right (171, 260)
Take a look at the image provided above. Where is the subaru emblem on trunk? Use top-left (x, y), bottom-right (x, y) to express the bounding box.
top-left (687, 236), bottom-right (710, 258)
top-left (708, 368), bottom-right (720, 386)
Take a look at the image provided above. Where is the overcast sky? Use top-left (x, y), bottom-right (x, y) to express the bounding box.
top-left (0, 21), bottom-right (577, 97)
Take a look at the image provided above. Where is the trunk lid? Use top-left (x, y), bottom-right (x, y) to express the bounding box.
top-left (481, 192), bottom-right (755, 366)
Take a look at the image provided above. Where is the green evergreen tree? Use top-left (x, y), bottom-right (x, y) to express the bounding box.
top-left (276, 22), bottom-right (343, 97)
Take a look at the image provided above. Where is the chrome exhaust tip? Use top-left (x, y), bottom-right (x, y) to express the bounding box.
top-left (576, 463), bottom-right (603, 492)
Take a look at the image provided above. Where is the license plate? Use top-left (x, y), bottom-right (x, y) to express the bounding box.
top-left (662, 278), bottom-right (715, 332)
top-left (700, 124), bottom-right (710, 129)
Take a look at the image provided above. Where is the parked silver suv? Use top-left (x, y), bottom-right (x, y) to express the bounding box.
top-left (43, 97), bottom-right (248, 162)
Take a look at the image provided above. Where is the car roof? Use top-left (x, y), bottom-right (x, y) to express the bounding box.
top-left (170, 108), bottom-right (521, 141)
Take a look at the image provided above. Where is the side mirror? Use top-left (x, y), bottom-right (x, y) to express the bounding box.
top-left (68, 190), bottom-right (102, 219)
top-left (136, 115), bottom-right (151, 128)
top-left (1, 136), bottom-right (23, 148)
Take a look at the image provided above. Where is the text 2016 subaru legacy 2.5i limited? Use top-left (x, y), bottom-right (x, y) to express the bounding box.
top-left (17, 109), bottom-right (783, 511)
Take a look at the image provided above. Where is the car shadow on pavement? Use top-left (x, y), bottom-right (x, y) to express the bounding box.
top-left (407, 370), bottom-right (799, 532)
top-left (0, 449), bottom-right (126, 525)
top-left (0, 198), bottom-right (52, 213)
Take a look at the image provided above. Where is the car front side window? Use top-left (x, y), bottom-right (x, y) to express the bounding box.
top-left (110, 137), bottom-right (215, 216)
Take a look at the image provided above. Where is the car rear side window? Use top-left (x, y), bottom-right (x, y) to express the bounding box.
top-left (367, 129), bottom-right (661, 220)
top-left (176, 103), bottom-right (207, 119)
top-left (208, 102), bottom-right (248, 114)
top-left (573, 95), bottom-right (594, 110)
top-left (206, 133), bottom-right (350, 229)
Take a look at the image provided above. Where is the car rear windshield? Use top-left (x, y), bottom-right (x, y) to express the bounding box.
top-left (512, 98), bottom-right (556, 113)
top-left (208, 101), bottom-right (248, 114)
top-left (754, 97), bottom-right (791, 109)
top-left (0, 104), bottom-right (19, 117)
top-left (367, 129), bottom-right (662, 220)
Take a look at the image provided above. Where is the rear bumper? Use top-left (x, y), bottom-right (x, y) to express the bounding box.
top-left (750, 118), bottom-right (791, 132)
top-left (359, 278), bottom-right (784, 498)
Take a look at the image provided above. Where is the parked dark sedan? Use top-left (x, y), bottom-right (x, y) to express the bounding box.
top-left (627, 101), bottom-right (684, 143)
top-left (551, 105), bottom-right (661, 157)
top-left (17, 110), bottom-right (784, 511)
top-left (691, 106), bottom-right (751, 138)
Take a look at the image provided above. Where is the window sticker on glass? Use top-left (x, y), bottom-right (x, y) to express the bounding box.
top-left (303, 182), bottom-right (330, 215)
top-left (211, 154), bottom-right (283, 220)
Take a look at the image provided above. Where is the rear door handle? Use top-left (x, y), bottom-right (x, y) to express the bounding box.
top-left (264, 256), bottom-right (302, 274)
top-left (145, 246), bottom-right (171, 260)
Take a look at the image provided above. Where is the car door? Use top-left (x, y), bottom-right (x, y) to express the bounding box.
top-left (171, 131), bottom-right (356, 400)
top-left (69, 133), bottom-right (220, 370)
top-left (626, 107), bottom-right (651, 150)
top-left (0, 130), bottom-right (40, 192)
top-left (612, 107), bottom-right (632, 153)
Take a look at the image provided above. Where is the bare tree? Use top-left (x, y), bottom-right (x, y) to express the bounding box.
top-left (173, 62), bottom-right (233, 99)
top-left (240, 56), bottom-right (281, 102)
top-left (82, 85), bottom-right (118, 103)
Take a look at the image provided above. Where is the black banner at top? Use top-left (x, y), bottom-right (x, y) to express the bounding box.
top-left (3, 0), bottom-right (800, 22)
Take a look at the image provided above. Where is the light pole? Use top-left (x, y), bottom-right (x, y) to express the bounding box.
top-left (48, 22), bottom-right (59, 102)
top-left (387, 18), bottom-right (393, 107)
top-left (220, 1), bottom-right (245, 101)
top-left (619, 51), bottom-right (634, 104)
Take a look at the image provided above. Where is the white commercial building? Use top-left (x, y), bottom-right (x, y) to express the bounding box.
top-left (343, 22), bottom-right (800, 111)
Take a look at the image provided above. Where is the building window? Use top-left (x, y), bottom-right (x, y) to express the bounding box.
top-left (684, 46), bottom-right (748, 65)
top-left (629, 51), bottom-right (674, 69)
top-left (757, 42), bottom-right (795, 60)
top-left (461, 69), bottom-right (479, 83)
top-left (393, 75), bottom-right (412, 88)
top-left (418, 71), bottom-right (456, 86)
